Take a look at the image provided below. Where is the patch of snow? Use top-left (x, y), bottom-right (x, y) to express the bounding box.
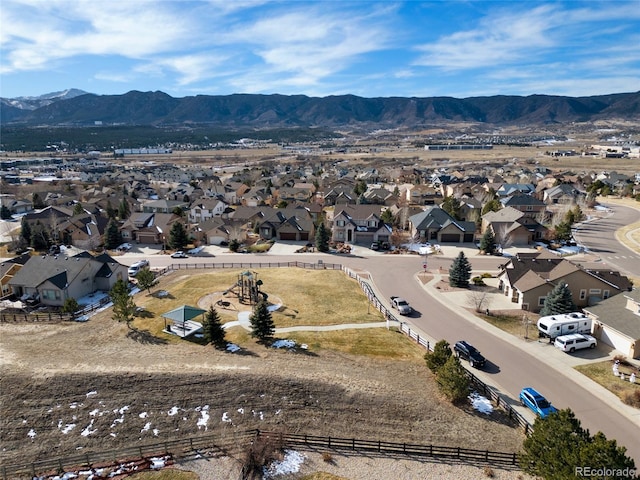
top-left (238, 408), bottom-right (245, 414)
top-left (150, 456), bottom-right (169, 469)
top-left (227, 343), bottom-right (241, 353)
top-left (61, 423), bottom-right (76, 434)
top-left (89, 409), bottom-right (100, 417)
top-left (197, 405), bottom-right (210, 430)
top-left (27, 428), bottom-right (36, 439)
top-left (81, 419), bottom-right (97, 436)
top-left (86, 391), bottom-right (98, 397)
top-left (263, 450), bottom-right (306, 479)
top-left (168, 406), bottom-right (179, 416)
top-left (139, 412), bottom-right (148, 418)
top-left (222, 412), bottom-right (232, 423)
top-left (272, 339), bottom-right (296, 349)
top-left (141, 422), bottom-right (151, 433)
top-left (469, 392), bottom-right (493, 415)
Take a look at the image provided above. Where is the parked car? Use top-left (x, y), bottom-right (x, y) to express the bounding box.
top-left (117, 243), bottom-right (132, 252)
top-left (519, 387), bottom-right (558, 419)
top-left (554, 333), bottom-right (597, 353)
top-left (171, 251), bottom-right (188, 258)
top-left (128, 259), bottom-right (149, 276)
top-left (390, 296), bottom-right (412, 315)
top-left (453, 340), bottom-right (486, 368)
top-left (370, 242), bottom-right (380, 251)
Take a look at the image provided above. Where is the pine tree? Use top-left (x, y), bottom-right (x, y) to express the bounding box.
top-left (203, 306), bottom-right (227, 349)
top-left (73, 203), bottom-right (84, 216)
top-left (441, 196), bottom-right (462, 220)
top-left (30, 221), bottom-right (50, 250)
top-left (32, 192), bottom-right (45, 209)
top-left (424, 340), bottom-right (452, 374)
top-left (104, 219), bottom-right (122, 250)
top-left (106, 200), bottom-right (116, 219)
top-left (109, 279), bottom-right (136, 329)
top-left (118, 199), bottom-right (130, 220)
top-left (20, 216), bottom-right (32, 244)
top-left (315, 222), bottom-right (330, 252)
top-left (168, 221), bottom-right (189, 250)
top-left (0, 205), bottom-right (11, 220)
top-left (249, 300), bottom-right (275, 344)
top-left (449, 251), bottom-right (472, 288)
top-left (518, 408), bottom-right (638, 480)
top-left (436, 355), bottom-right (471, 404)
top-left (479, 228), bottom-right (496, 254)
top-left (135, 267), bottom-right (157, 294)
top-left (539, 282), bottom-right (577, 316)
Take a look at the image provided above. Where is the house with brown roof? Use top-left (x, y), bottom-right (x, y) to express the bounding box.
top-left (482, 206), bottom-right (547, 245)
top-left (584, 289), bottom-right (640, 359)
top-left (120, 212), bottom-right (185, 244)
top-left (256, 208), bottom-right (315, 242)
top-left (497, 251), bottom-right (632, 312)
top-left (330, 205), bottom-right (391, 245)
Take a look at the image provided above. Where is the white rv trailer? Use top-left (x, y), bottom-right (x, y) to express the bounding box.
top-left (537, 312), bottom-right (592, 340)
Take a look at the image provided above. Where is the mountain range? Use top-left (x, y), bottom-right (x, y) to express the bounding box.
top-left (1, 89), bottom-right (639, 128)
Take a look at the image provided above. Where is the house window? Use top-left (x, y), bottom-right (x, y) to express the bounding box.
top-left (538, 297), bottom-right (546, 306)
top-left (336, 220), bottom-right (345, 227)
top-left (369, 220), bottom-right (377, 227)
top-left (589, 289), bottom-right (601, 295)
top-left (579, 289), bottom-right (587, 300)
top-left (42, 289), bottom-right (60, 300)
top-left (603, 290), bottom-right (610, 299)
top-left (526, 205), bottom-right (533, 211)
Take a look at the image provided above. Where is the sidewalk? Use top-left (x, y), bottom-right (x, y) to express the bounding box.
top-left (416, 271), bottom-right (640, 429)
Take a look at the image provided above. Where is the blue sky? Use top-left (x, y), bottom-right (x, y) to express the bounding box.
top-left (1, 0), bottom-right (639, 99)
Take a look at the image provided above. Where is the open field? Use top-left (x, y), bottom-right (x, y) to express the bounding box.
top-left (0, 268), bottom-right (524, 471)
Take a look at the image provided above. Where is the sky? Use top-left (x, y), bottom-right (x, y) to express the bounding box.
top-left (1, 0), bottom-right (639, 100)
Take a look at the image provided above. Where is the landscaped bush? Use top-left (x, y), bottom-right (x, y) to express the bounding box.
top-left (621, 389), bottom-right (640, 408)
top-left (472, 276), bottom-right (486, 286)
top-left (481, 272), bottom-right (493, 278)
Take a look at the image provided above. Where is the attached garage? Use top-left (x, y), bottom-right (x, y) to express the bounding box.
top-left (279, 232), bottom-right (297, 241)
top-left (440, 233), bottom-right (461, 243)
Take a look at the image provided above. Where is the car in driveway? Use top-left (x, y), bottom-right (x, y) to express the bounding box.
top-left (453, 340), bottom-right (486, 368)
top-left (390, 296), bottom-right (412, 315)
top-left (117, 243), bottom-right (132, 252)
top-left (554, 333), bottom-right (597, 353)
top-left (519, 387), bottom-right (558, 419)
top-left (171, 251), bottom-right (188, 258)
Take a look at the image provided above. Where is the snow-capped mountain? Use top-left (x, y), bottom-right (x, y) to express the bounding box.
top-left (1, 88), bottom-right (90, 111)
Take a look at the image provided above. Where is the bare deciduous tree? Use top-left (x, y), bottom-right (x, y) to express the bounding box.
top-left (466, 290), bottom-right (492, 313)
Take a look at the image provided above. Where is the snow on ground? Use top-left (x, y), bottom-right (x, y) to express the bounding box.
top-left (272, 339), bottom-right (296, 349)
top-left (469, 392), bottom-right (493, 415)
top-left (263, 450), bottom-right (306, 479)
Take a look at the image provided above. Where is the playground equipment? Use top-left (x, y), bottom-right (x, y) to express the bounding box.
top-left (224, 271), bottom-right (268, 305)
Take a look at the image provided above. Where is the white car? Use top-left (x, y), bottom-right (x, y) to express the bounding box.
top-left (128, 260), bottom-right (149, 276)
top-left (117, 243), bottom-right (132, 251)
top-left (171, 251), bottom-right (188, 258)
top-left (554, 333), bottom-right (597, 353)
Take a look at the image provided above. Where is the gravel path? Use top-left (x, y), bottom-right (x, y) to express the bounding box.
top-left (175, 450), bottom-right (535, 479)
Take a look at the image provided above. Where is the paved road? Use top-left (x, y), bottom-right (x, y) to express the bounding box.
top-left (133, 249), bottom-right (640, 464)
top-left (573, 204), bottom-right (640, 277)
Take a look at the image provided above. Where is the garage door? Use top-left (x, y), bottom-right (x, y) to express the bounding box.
top-left (300, 233), bottom-right (309, 241)
top-left (440, 234), bottom-right (460, 242)
top-left (279, 232), bottom-right (297, 240)
top-left (464, 234), bottom-right (475, 242)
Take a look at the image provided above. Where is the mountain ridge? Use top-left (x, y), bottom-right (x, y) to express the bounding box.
top-left (1, 90), bottom-right (638, 127)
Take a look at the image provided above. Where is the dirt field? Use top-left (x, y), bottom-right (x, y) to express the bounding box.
top-left (0, 272), bottom-right (524, 469)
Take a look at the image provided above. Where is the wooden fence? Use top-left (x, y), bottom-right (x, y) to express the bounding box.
top-left (0, 429), bottom-right (521, 479)
top-left (168, 260), bottom-right (343, 271)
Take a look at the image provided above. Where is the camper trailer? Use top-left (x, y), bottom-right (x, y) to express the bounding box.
top-left (537, 312), bottom-right (592, 341)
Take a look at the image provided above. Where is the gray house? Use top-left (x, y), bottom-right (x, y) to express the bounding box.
top-left (8, 252), bottom-right (128, 307)
top-left (409, 206), bottom-right (476, 243)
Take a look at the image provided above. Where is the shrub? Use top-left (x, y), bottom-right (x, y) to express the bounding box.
top-left (472, 276), bottom-right (486, 286)
top-left (481, 272), bottom-right (493, 278)
top-left (322, 452), bottom-right (334, 463)
top-left (483, 466), bottom-right (495, 477)
top-left (621, 389), bottom-right (640, 408)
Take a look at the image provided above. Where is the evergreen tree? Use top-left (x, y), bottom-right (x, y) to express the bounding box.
top-left (449, 251), bottom-right (472, 288)
top-left (20, 216), bottom-right (32, 245)
top-left (249, 300), bottom-right (275, 344)
top-left (135, 267), bottom-right (157, 294)
top-left (354, 180), bottom-right (367, 196)
top-left (109, 279), bottom-right (136, 329)
top-left (203, 305), bottom-right (227, 349)
top-left (118, 199), bottom-right (130, 220)
top-left (539, 282), bottom-right (577, 316)
top-left (441, 196), bottom-right (462, 220)
top-left (424, 340), bottom-right (452, 374)
top-left (520, 409), bottom-right (635, 479)
top-left (479, 228), bottom-right (496, 254)
top-left (73, 203), bottom-right (84, 216)
top-left (61, 297), bottom-right (80, 315)
top-left (104, 219), bottom-right (122, 250)
top-left (481, 198), bottom-right (501, 215)
top-left (315, 222), bottom-right (330, 252)
top-left (172, 206), bottom-right (184, 217)
top-left (380, 208), bottom-right (394, 224)
top-left (0, 205), bottom-right (11, 220)
top-left (168, 221), bottom-right (189, 250)
top-left (436, 355), bottom-right (471, 404)
top-left (106, 200), bottom-right (116, 219)
top-left (32, 192), bottom-right (45, 209)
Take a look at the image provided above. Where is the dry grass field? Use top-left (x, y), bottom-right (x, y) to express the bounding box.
top-left (0, 268), bottom-right (524, 471)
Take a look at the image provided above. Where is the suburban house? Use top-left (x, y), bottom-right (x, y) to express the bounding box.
top-left (7, 252), bottom-right (128, 308)
top-left (323, 185), bottom-right (357, 206)
top-left (57, 214), bottom-right (108, 251)
top-left (120, 212), bottom-right (185, 244)
top-left (330, 205), bottom-right (391, 245)
top-left (405, 184), bottom-right (441, 206)
top-left (500, 194), bottom-right (546, 218)
top-left (541, 183), bottom-right (585, 205)
top-left (188, 198), bottom-right (228, 223)
top-left (497, 251), bottom-right (632, 312)
top-left (584, 289), bottom-right (640, 359)
top-left (408, 206), bottom-right (476, 243)
top-left (0, 253), bottom-right (31, 298)
top-left (142, 199), bottom-right (189, 214)
top-left (482, 207), bottom-right (548, 245)
top-left (256, 208), bottom-right (315, 242)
